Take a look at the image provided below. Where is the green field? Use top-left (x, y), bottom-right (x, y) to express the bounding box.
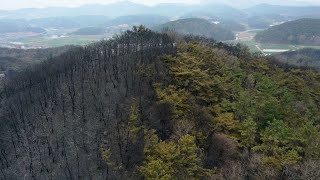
top-left (246, 29), bottom-right (264, 33)
top-left (226, 40), bottom-right (260, 53)
top-left (238, 41), bottom-right (260, 53)
top-left (229, 28), bottom-right (320, 55)
top-left (11, 35), bottom-right (107, 47)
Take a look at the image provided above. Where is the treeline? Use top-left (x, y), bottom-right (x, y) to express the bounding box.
top-left (1, 27), bottom-right (320, 180)
top-left (255, 18), bottom-right (320, 45)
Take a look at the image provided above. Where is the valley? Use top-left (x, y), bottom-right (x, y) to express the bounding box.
top-left (233, 29), bottom-right (320, 55)
top-left (2, 17), bottom-right (320, 59)
top-left (0, 28), bottom-right (109, 48)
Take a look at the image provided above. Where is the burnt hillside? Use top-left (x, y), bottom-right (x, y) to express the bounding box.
top-left (0, 26), bottom-right (175, 179)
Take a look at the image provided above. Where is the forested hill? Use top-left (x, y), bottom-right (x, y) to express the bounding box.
top-left (0, 20), bottom-right (46, 34)
top-left (271, 48), bottom-right (320, 70)
top-left (71, 27), bottom-right (106, 35)
top-left (1, 27), bottom-right (320, 179)
top-left (0, 46), bottom-right (73, 76)
top-left (154, 18), bottom-right (235, 41)
top-left (255, 18), bottom-right (320, 45)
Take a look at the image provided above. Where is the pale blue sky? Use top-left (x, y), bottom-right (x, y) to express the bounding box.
top-left (0, 0), bottom-right (319, 10)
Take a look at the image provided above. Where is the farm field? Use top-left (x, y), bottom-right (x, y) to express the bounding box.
top-left (230, 30), bottom-right (320, 55)
top-left (9, 35), bottom-right (107, 48)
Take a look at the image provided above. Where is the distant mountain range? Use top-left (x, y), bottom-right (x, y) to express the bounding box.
top-left (1, 2), bottom-right (320, 44)
top-left (0, 2), bottom-right (244, 19)
top-left (0, 16), bottom-right (111, 33)
top-left (103, 15), bottom-right (169, 27)
top-left (0, 2), bottom-right (188, 19)
top-left (1, 2), bottom-right (319, 20)
top-left (0, 2), bottom-right (146, 19)
top-left (204, 0), bottom-right (316, 8)
top-left (70, 15), bottom-right (169, 35)
top-left (0, 20), bottom-right (46, 33)
top-left (246, 4), bottom-right (320, 17)
top-left (29, 15), bottom-right (110, 29)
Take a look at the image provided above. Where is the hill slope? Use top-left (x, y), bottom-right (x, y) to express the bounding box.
top-left (154, 18), bottom-right (235, 41)
top-left (1, 28), bottom-right (320, 179)
top-left (255, 18), bottom-right (320, 45)
top-left (271, 48), bottom-right (320, 69)
top-left (71, 27), bottom-right (106, 35)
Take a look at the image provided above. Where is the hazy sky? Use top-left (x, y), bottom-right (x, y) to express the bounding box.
top-left (0, 0), bottom-right (319, 10)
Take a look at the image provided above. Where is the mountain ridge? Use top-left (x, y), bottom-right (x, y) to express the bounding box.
top-left (255, 18), bottom-right (320, 45)
top-left (154, 18), bottom-right (235, 41)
